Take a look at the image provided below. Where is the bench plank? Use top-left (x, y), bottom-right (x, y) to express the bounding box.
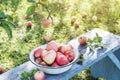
top-left (108, 52), bottom-right (120, 70)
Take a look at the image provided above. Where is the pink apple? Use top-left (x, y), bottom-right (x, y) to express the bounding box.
top-left (46, 41), bottom-right (59, 52)
top-left (59, 45), bottom-right (73, 53)
top-left (51, 62), bottom-right (59, 67)
top-left (34, 48), bottom-right (43, 58)
top-left (43, 50), bottom-right (56, 65)
top-left (78, 36), bottom-right (87, 45)
top-left (64, 50), bottom-right (75, 62)
top-left (42, 18), bottom-right (51, 28)
top-left (81, 12), bottom-right (87, 18)
top-left (26, 21), bottom-right (32, 28)
top-left (40, 61), bottom-right (47, 66)
top-left (44, 36), bottom-right (51, 42)
top-left (74, 21), bottom-right (80, 29)
top-left (0, 66), bottom-right (3, 73)
top-left (34, 71), bottom-right (45, 80)
top-left (25, 15), bottom-right (30, 19)
top-left (71, 16), bottom-right (77, 23)
top-left (34, 11), bottom-right (38, 15)
top-left (35, 58), bottom-right (42, 64)
top-left (56, 52), bottom-right (69, 66)
top-left (41, 50), bottom-right (47, 59)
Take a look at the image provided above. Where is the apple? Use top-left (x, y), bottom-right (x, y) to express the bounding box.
top-left (41, 50), bottom-right (47, 59)
top-left (0, 66), bottom-right (3, 73)
top-left (43, 50), bottom-right (56, 65)
top-left (35, 58), bottom-right (42, 64)
top-left (34, 48), bottom-right (43, 58)
top-left (74, 21), bottom-right (80, 29)
top-left (44, 36), bottom-right (51, 42)
top-left (78, 36), bottom-right (87, 45)
top-left (34, 71), bottom-right (45, 80)
top-left (42, 18), bottom-right (51, 28)
top-left (59, 45), bottom-right (73, 53)
top-left (92, 16), bottom-right (97, 21)
top-left (40, 61), bottom-right (47, 66)
top-left (46, 41), bottom-right (59, 52)
top-left (81, 12), bottom-right (87, 18)
top-left (34, 11), bottom-right (38, 15)
top-left (51, 62), bottom-right (59, 67)
top-left (71, 16), bottom-right (77, 23)
top-left (64, 50), bottom-right (75, 62)
top-left (26, 21), bottom-right (32, 28)
top-left (25, 15), bottom-right (30, 19)
top-left (56, 52), bottom-right (69, 66)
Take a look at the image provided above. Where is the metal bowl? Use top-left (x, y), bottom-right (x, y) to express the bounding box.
top-left (29, 45), bottom-right (79, 74)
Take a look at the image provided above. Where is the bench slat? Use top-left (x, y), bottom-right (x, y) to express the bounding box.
top-left (108, 52), bottom-right (120, 70)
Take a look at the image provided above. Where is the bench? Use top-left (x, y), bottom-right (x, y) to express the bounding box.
top-left (0, 28), bottom-right (120, 80)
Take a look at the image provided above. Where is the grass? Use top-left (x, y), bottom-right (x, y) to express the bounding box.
top-left (0, 0), bottom-right (120, 79)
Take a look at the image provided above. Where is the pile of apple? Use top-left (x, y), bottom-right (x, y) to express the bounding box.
top-left (34, 41), bottom-right (75, 67)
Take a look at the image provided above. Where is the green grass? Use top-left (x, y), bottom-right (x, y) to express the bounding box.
top-left (0, 0), bottom-right (120, 79)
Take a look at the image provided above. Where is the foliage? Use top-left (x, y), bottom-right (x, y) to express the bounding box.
top-left (0, 0), bottom-right (120, 80)
top-left (0, 11), bottom-right (15, 39)
top-left (20, 69), bottom-right (37, 80)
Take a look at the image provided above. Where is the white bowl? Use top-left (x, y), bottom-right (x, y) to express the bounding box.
top-left (29, 45), bottom-right (79, 74)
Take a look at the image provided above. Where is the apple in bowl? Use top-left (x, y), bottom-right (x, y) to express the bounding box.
top-left (29, 41), bottom-right (79, 74)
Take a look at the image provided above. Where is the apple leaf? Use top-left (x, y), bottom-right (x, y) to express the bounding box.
top-left (0, 11), bottom-right (6, 19)
top-left (27, 0), bottom-right (36, 2)
top-left (87, 33), bottom-right (103, 50)
top-left (26, 6), bottom-right (35, 16)
top-left (0, 22), bottom-right (12, 39)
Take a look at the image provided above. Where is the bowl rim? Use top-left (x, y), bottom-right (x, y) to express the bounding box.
top-left (29, 45), bottom-right (79, 69)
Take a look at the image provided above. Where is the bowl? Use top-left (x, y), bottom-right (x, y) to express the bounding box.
top-left (29, 45), bottom-right (79, 74)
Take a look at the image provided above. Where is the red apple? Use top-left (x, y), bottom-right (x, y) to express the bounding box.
top-left (0, 66), bottom-right (3, 73)
top-left (51, 62), bottom-right (59, 67)
top-left (34, 48), bottom-right (43, 58)
top-left (44, 36), bottom-right (51, 42)
top-left (56, 52), bottom-right (69, 66)
top-left (78, 36), bottom-right (87, 45)
top-left (59, 45), bottom-right (73, 53)
top-left (42, 18), bottom-right (51, 28)
top-left (71, 16), bottom-right (77, 23)
top-left (26, 21), bottom-right (32, 28)
top-left (43, 50), bottom-right (56, 65)
top-left (35, 58), bottom-right (42, 64)
top-left (34, 71), bottom-right (45, 80)
top-left (46, 41), bottom-right (59, 52)
top-left (74, 21), bottom-right (80, 29)
top-left (64, 50), bottom-right (75, 62)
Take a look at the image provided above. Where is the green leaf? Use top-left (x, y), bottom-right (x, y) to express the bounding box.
top-left (6, 15), bottom-right (13, 21)
top-left (26, 6), bottom-right (35, 16)
top-left (0, 21), bottom-right (12, 39)
top-left (0, 11), bottom-right (6, 19)
top-left (27, 0), bottom-right (36, 2)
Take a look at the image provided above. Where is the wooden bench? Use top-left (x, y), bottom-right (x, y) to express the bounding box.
top-left (0, 28), bottom-right (120, 80)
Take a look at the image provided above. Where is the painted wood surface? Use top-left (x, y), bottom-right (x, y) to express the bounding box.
top-left (0, 28), bottom-right (120, 80)
top-left (90, 46), bottom-right (120, 80)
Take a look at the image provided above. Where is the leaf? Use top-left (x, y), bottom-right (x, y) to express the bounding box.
top-left (0, 21), bottom-right (12, 39)
top-left (0, 11), bottom-right (6, 19)
top-left (27, 0), bottom-right (36, 2)
top-left (26, 6), bottom-right (35, 16)
top-left (5, 15), bottom-right (13, 21)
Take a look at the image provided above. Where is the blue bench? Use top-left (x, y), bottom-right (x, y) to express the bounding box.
top-left (0, 28), bottom-right (120, 80)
